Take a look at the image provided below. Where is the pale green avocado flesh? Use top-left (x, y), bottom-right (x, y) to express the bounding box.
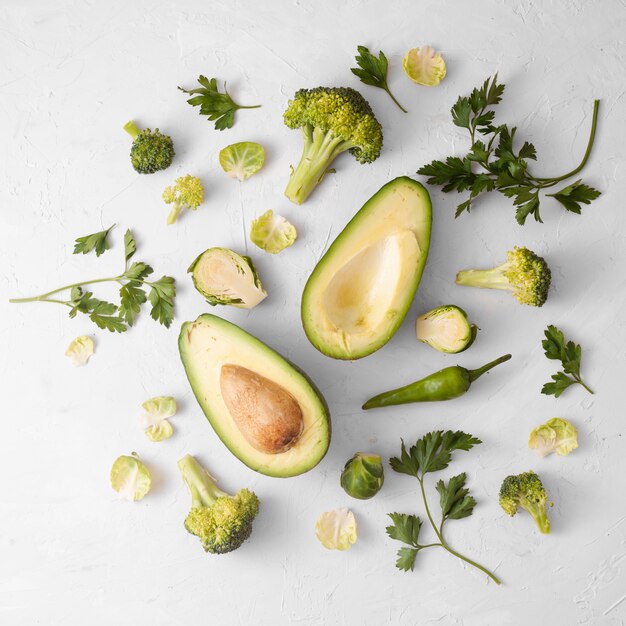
top-left (301, 177), bottom-right (432, 360)
top-left (178, 314), bottom-right (331, 477)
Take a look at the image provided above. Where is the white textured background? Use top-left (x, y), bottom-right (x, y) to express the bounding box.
top-left (2, 1), bottom-right (626, 624)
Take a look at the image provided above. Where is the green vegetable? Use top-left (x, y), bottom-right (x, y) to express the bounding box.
top-left (529, 417), bottom-right (578, 457)
top-left (162, 175), bottom-right (204, 225)
top-left (541, 325), bottom-right (593, 397)
top-left (188, 247), bottom-right (267, 309)
top-left (9, 230), bottom-right (176, 332)
top-left (65, 335), bottom-right (94, 366)
top-left (73, 225), bottom-right (115, 257)
top-left (250, 210), bottom-right (297, 254)
top-left (340, 452), bottom-right (384, 500)
top-left (178, 454), bottom-right (259, 554)
top-left (110, 453), bottom-right (152, 501)
top-left (283, 87), bottom-right (383, 204)
top-left (387, 431), bottom-right (500, 584)
top-left (362, 354), bottom-right (511, 410)
top-left (178, 76), bottom-right (261, 131)
top-left (141, 396), bottom-right (177, 442)
top-left (402, 45), bottom-right (447, 86)
top-left (499, 470), bottom-right (551, 534)
top-left (417, 75), bottom-right (601, 224)
top-left (219, 142), bottom-right (265, 181)
top-left (456, 246), bottom-right (551, 307)
top-left (415, 305), bottom-right (477, 354)
top-left (315, 508), bottom-right (358, 550)
top-left (123, 120), bottom-right (175, 174)
top-left (351, 45), bottom-right (407, 113)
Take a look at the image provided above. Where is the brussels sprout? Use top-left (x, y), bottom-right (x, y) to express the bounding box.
top-left (250, 210), bottom-right (297, 254)
top-left (65, 335), bottom-right (94, 366)
top-left (529, 417), bottom-right (578, 457)
top-left (315, 508), bottom-right (357, 550)
top-left (340, 452), bottom-right (384, 499)
top-left (415, 305), bottom-right (478, 354)
top-left (219, 142), bottom-right (265, 181)
top-left (110, 453), bottom-right (152, 501)
top-left (140, 396), bottom-right (177, 442)
top-left (188, 247), bottom-right (267, 309)
top-left (402, 46), bottom-right (447, 86)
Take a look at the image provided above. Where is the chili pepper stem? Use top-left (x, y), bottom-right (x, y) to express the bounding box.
top-left (467, 354), bottom-right (512, 383)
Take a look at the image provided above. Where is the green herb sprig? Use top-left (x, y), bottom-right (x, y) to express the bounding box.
top-left (351, 45), bottom-right (407, 113)
top-left (417, 75), bottom-right (601, 224)
top-left (541, 325), bottom-right (593, 397)
top-left (387, 430), bottom-right (501, 585)
top-left (9, 229), bottom-right (175, 332)
top-left (178, 76), bottom-right (261, 130)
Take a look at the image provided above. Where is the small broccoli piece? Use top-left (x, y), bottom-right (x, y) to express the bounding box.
top-left (124, 120), bottom-right (175, 174)
top-left (162, 175), bottom-right (204, 224)
top-left (283, 87), bottom-right (383, 204)
top-left (178, 454), bottom-right (259, 554)
top-left (499, 470), bottom-right (551, 534)
top-left (455, 246), bottom-right (551, 307)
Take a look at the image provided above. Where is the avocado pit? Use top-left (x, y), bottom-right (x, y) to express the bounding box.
top-left (220, 364), bottom-right (304, 454)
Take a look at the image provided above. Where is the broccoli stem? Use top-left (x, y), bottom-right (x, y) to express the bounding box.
top-left (455, 265), bottom-right (512, 291)
top-left (523, 499), bottom-right (551, 534)
top-left (178, 454), bottom-right (228, 508)
top-left (285, 126), bottom-right (351, 204)
top-left (123, 120), bottom-right (141, 139)
top-left (166, 202), bottom-right (183, 225)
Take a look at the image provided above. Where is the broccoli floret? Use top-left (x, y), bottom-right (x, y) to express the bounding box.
top-left (283, 87), bottom-right (383, 204)
top-left (178, 454), bottom-right (259, 554)
top-left (499, 470), bottom-right (551, 534)
top-left (124, 120), bottom-right (175, 174)
top-left (455, 246), bottom-right (551, 307)
top-left (162, 175), bottom-right (204, 224)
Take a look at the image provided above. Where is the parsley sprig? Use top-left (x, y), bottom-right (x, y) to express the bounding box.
top-left (417, 75), bottom-right (601, 224)
top-left (10, 229), bottom-right (176, 332)
top-left (178, 76), bottom-right (261, 130)
top-left (387, 431), bottom-right (501, 584)
top-left (541, 325), bottom-right (593, 397)
top-left (351, 45), bottom-right (407, 113)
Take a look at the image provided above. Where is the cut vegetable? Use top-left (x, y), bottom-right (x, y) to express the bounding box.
top-left (250, 210), bottom-right (297, 254)
top-left (301, 177), bottom-right (432, 359)
top-left (403, 46), bottom-right (447, 86)
top-left (219, 142), bottom-right (265, 181)
top-left (415, 305), bottom-right (477, 354)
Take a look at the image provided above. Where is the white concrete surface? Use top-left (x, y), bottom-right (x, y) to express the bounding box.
top-left (2, 1), bottom-right (626, 624)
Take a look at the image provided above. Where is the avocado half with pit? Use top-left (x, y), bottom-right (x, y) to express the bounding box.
top-left (179, 314), bottom-right (330, 477)
top-left (301, 176), bottom-right (432, 360)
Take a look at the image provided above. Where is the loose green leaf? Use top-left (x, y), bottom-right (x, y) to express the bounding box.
top-left (73, 225), bottom-right (115, 257)
top-left (178, 76), bottom-right (261, 131)
top-left (541, 325), bottom-right (593, 397)
top-left (402, 45), bottom-right (447, 87)
top-left (436, 473), bottom-right (476, 521)
top-left (110, 454), bottom-right (152, 501)
top-left (351, 45), bottom-right (407, 113)
top-left (417, 75), bottom-right (601, 224)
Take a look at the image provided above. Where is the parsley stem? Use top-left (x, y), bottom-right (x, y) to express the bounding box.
top-left (384, 85), bottom-right (408, 113)
top-left (576, 376), bottom-right (594, 395)
top-left (418, 476), bottom-right (444, 543)
top-left (440, 543), bottom-right (502, 585)
top-left (238, 104), bottom-right (262, 110)
top-left (9, 275), bottom-right (123, 303)
top-left (534, 99), bottom-right (600, 184)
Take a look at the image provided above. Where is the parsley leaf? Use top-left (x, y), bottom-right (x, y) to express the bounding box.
top-left (351, 45), bottom-right (407, 113)
top-left (148, 276), bottom-right (176, 328)
top-left (178, 76), bottom-right (261, 131)
top-left (119, 283), bottom-right (147, 326)
top-left (417, 75), bottom-right (601, 224)
top-left (124, 229), bottom-right (136, 262)
top-left (436, 473), bottom-right (476, 521)
top-left (73, 225), bottom-right (115, 257)
top-left (541, 325), bottom-right (593, 396)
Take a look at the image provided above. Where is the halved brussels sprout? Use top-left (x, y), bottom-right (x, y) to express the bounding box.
top-left (529, 418), bottom-right (578, 457)
top-left (250, 210), bottom-right (297, 254)
top-left (219, 142), bottom-right (265, 181)
top-left (315, 508), bottom-right (357, 550)
top-left (188, 247), bottom-right (267, 309)
top-left (415, 305), bottom-right (477, 354)
top-left (140, 396), bottom-right (177, 442)
top-left (340, 452), bottom-right (384, 499)
top-left (110, 453), bottom-right (152, 501)
top-left (65, 335), bottom-right (94, 366)
top-left (402, 46), bottom-right (447, 86)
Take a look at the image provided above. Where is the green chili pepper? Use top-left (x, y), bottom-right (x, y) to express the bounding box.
top-left (362, 354), bottom-right (511, 410)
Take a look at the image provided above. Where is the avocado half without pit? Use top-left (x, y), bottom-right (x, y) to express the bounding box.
top-left (179, 314), bottom-right (330, 477)
top-left (301, 176), bottom-right (432, 360)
